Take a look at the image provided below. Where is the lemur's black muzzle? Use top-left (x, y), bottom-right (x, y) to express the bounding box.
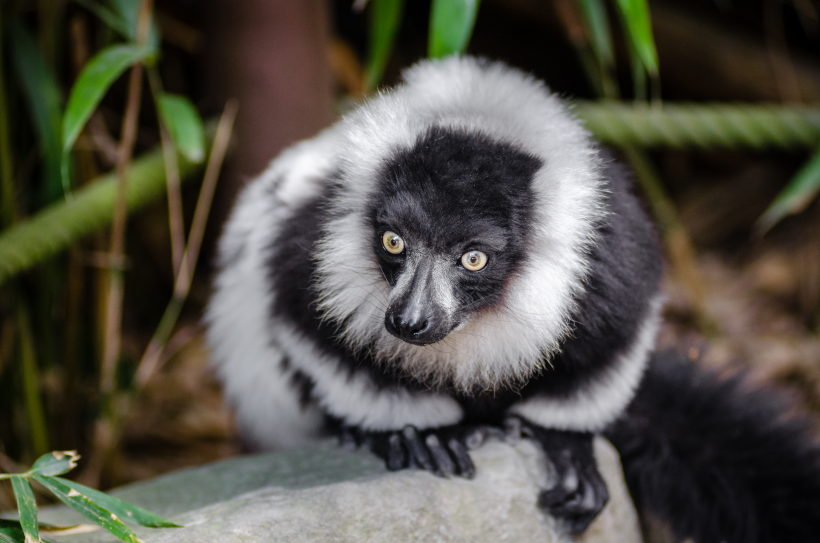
top-left (384, 259), bottom-right (450, 345)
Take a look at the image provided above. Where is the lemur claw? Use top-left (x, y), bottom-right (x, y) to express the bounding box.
top-left (504, 415), bottom-right (608, 534)
top-left (365, 425), bottom-right (490, 479)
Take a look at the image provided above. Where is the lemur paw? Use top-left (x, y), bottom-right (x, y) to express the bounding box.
top-left (358, 425), bottom-right (491, 479)
top-left (505, 416), bottom-right (609, 535)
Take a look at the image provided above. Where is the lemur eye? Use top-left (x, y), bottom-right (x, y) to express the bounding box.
top-left (461, 251), bottom-right (488, 271)
top-left (382, 231), bottom-right (405, 254)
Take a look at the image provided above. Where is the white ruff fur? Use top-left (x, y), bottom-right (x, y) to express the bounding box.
top-left (205, 130), bottom-right (340, 449)
top-left (314, 57), bottom-right (606, 391)
top-left (509, 295), bottom-right (665, 432)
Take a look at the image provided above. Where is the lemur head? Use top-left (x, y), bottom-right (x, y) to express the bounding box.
top-left (314, 57), bottom-right (607, 390)
top-left (370, 126), bottom-right (541, 346)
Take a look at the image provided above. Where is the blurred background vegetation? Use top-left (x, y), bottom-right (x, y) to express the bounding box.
top-left (2, 0), bottom-right (820, 509)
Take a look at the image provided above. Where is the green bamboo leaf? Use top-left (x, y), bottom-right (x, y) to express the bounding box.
top-left (49, 477), bottom-right (180, 528)
top-left (365, 0), bottom-right (405, 90)
top-left (428, 0), bottom-right (480, 59)
top-left (0, 530), bottom-right (24, 543)
top-left (613, 0), bottom-right (658, 75)
top-left (31, 475), bottom-right (142, 543)
top-left (106, 0), bottom-right (161, 50)
top-left (758, 145), bottom-right (820, 232)
top-left (7, 21), bottom-right (63, 204)
top-left (61, 44), bottom-right (153, 195)
top-left (73, 0), bottom-right (132, 37)
top-left (0, 520), bottom-right (36, 543)
top-left (575, 0), bottom-right (615, 69)
top-left (157, 94), bottom-right (205, 163)
top-left (73, 0), bottom-right (160, 50)
top-left (28, 451), bottom-right (80, 477)
top-left (10, 476), bottom-right (40, 543)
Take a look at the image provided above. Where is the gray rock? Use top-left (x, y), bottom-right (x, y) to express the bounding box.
top-left (33, 438), bottom-right (642, 543)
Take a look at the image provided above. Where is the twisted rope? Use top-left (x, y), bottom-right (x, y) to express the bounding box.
top-left (2, 104), bottom-right (820, 286)
top-left (573, 102), bottom-right (820, 149)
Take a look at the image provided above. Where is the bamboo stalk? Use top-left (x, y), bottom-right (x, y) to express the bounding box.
top-left (100, 0), bottom-right (154, 399)
top-left (147, 66), bottom-right (186, 279)
top-left (17, 304), bottom-right (49, 457)
top-left (135, 100), bottom-right (237, 386)
top-left (0, 126), bottom-right (215, 286)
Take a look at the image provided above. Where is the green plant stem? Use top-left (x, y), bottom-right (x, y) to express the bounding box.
top-left (135, 101), bottom-right (236, 386)
top-left (100, 0), bottom-right (154, 399)
top-left (16, 303), bottom-right (50, 457)
top-left (0, 124), bottom-right (215, 286)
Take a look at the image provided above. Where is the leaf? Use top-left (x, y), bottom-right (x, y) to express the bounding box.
top-left (10, 476), bottom-right (40, 543)
top-left (61, 44), bottom-right (153, 195)
top-left (365, 0), bottom-right (406, 90)
top-left (612, 0), bottom-right (658, 75)
top-left (106, 0), bottom-right (161, 51)
top-left (156, 94), bottom-right (205, 163)
top-left (28, 451), bottom-right (80, 477)
top-left (7, 20), bottom-right (64, 204)
top-left (0, 519), bottom-right (26, 543)
top-left (48, 477), bottom-right (180, 528)
top-left (31, 475), bottom-right (142, 543)
top-left (428, 0), bottom-right (481, 59)
top-left (73, 0), bottom-right (132, 37)
top-left (757, 145), bottom-right (820, 232)
top-left (574, 0), bottom-right (615, 69)
top-left (0, 530), bottom-right (24, 543)
top-left (74, 0), bottom-right (160, 50)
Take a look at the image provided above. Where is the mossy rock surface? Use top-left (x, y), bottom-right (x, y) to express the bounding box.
top-left (31, 438), bottom-right (642, 543)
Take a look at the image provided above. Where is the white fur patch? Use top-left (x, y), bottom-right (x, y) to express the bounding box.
top-left (314, 57), bottom-right (606, 391)
top-left (205, 129), bottom-right (341, 449)
top-left (271, 321), bottom-right (464, 431)
top-left (508, 295), bottom-right (664, 432)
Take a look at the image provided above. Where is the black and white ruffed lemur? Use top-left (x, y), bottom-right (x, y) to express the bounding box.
top-left (206, 56), bottom-right (820, 542)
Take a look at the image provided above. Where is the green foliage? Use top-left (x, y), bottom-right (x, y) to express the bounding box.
top-left (29, 451), bottom-right (80, 477)
top-left (0, 143), bottom-right (208, 286)
top-left (0, 451), bottom-right (180, 543)
top-left (0, 520), bottom-right (28, 543)
top-left (428, 0), bottom-right (480, 58)
top-left (61, 43), bottom-right (155, 196)
top-left (157, 94), bottom-right (206, 163)
top-left (366, 0), bottom-right (405, 90)
top-left (7, 20), bottom-right (63, 204)
top-left (73, 0), bottom-right (160, 50)
top-left (44, 478), bottom-right (181, 529)
top-left (33, 476), bottom-right (143, 543)
top-left (575, 0), bottom-right (615, 69)
top-left (10, 476), bottom-right (39, 543)
top-left (758, 145), bottom-right (820, 232)
top-left (612, 0), bottom-right (658, 76)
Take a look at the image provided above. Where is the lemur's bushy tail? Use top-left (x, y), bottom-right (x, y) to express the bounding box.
top-left (605, 349), bottom-right (820, 543)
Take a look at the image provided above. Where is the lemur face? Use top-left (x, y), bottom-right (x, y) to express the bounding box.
top-left (368, 126), bottom-right (542, 346)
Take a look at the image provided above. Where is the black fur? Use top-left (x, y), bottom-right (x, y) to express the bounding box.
top-left (606, 350), bottom-right (820, 543)
top-left (526, 155), bottom-right (662, 396)
top-left (267, 185), bottom-right (430, 392)
top-left (456, 154), bottom-right (663, 418)
top-left (370, 126), bottom-right (541, 318)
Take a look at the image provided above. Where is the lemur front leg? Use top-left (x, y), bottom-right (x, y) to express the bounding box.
top-left (505, 415), bottom-right (609, 534)
top-left (339, 424), bottom-right (493, 479)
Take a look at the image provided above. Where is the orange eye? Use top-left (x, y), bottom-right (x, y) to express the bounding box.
top-left (382, 231), bottom-right (405, 254)
top-left (461, 251), bottom-right (488, 271)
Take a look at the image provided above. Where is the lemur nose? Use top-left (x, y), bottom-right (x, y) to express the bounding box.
top-left (387, 313), bottom-right (431, 342)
